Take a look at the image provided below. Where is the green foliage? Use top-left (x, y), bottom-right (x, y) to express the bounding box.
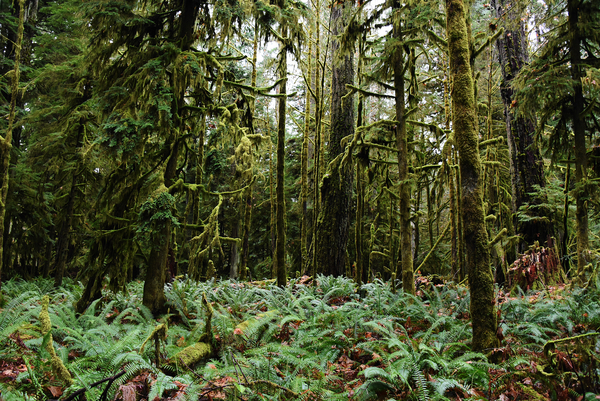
top-left (1, 277), bottom-right (599, 399)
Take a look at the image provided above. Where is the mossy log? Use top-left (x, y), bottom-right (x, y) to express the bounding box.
top-left (170, 292), bottom-right (215, 369)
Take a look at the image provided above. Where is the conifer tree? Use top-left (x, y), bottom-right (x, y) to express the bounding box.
top-left (514, 0), bottom-right (600, 282)
top-left (491, 0), bottom-right (552, 251)
top-left (314, 0), bottom-right (355, 277)
top-left (75, 0), bottom-right (250, 313)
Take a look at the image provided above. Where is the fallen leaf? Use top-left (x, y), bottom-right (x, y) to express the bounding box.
top-left (47, 386), bottom-right (63, 397)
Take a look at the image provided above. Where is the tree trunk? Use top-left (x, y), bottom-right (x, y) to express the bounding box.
top-left (568, 0), bottom-right (589, 283)
top-left (143, 138), bottom-right (179, 314)
top-left (301, 29), bottom-right (312, 275)
top-left (392, 16), bottom-right (414, 293)
top-left (275, 24), bottom-right (287, 287)
top-left (314, 0), bottom-right (354, 277)
top-left (0, 0), bottom-right (24, 290)
top-left (492, 0), bottom-right (551, 250)
top-left (53, 172), bottom-right (78, 287)
top-left (229, 219), bottom-right (240, 279)
top-left (446, 0), bottom-right (497, 352)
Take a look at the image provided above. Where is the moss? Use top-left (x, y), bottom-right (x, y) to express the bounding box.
top-left (40, 296), bottom-right (52, 335)
top-left (39, 295), bottom-right (73, 385)
top-left (172, 342), bottom-right (213, 367)
top-left (447, 0), bottom-right (498, 352)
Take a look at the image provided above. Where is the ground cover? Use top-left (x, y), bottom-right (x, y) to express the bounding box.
top-left (0, 274), bottom-right (598, 400)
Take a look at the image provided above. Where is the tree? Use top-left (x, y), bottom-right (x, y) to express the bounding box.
top-left (491, 0), bottom-right (552, 251)
top-left (0, 0), bottom-right (25, 289)
top-left (314, 0), bottom-right (355, 277)
top-left (74, 0), bottom-right (250, 314)
top-left (446, 0), bottom-right (498, 352)
top-left (514, 0), bottom-right (600, 282)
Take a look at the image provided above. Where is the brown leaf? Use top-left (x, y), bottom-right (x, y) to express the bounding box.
top-left (47, 386), bottom-right (63, 397)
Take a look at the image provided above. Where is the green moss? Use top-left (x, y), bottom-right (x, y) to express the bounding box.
top-left (171, 342), bottom-right (213, 367)
top-left (447, 0), bottom-right (498, 353)
top-left (39, 295), bottom-right (73, 385)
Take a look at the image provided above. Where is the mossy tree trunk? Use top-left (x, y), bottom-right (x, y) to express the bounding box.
top-left (275, 24), bottom-right (287, 287)
top-left (239, 20), bottom-right (261, 282)
top-left (301, 29), bottom-right (312, 275)
top-left (446, 0), bottom-right (497, 352)
top-left (392, 8), bottom-right (414, 294)
top-left (568, 0), bottom-right (589, 282)
top-left (492, 0), bottom-right (552, 251)
top-left (0, 0), bottom-right (24, 290)
top-left (314, 0), bottom-right (354, 277)
top-left (142, 140), bottom-right (180, 315)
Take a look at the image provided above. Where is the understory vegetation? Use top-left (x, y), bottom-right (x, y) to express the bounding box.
top-left (0, 275), bottom-right (599, 400)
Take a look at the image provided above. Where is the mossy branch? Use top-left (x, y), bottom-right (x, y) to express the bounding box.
top-left (479, 136), bottom-right (504, 147)
top-left (344, 84), bottom-right (396, 99)
top-left (543, 333), bottom-right (600, 367)
top-left (40, 296), bottom-right (73, 386)
top-left (488, 228), bottom-right (507, 248)
top-left (472, 28), bottom-right (505, 61)
top-left (246, 380), bottom-right (299, 398)
top-left (415, 221), bottom-right (450, 274)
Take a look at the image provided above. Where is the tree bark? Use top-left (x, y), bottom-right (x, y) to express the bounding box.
top-left (0, 0), bottom-right (24, 290)
top-left (492, 0), bottom-right (551, 250)
top-left (392, 11), bottom-right (414, 294)
top-left (275, 24), bottom-right (287, 287)
top-left (314, 0), bottom-right (354, 277)
top-left (446, 0), bottom-right (497, 352)
top-left (568, 0), bottom-right (589, 282)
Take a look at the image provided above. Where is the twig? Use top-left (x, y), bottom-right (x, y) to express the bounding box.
top-left (54, 369), bottom-right (126, 401)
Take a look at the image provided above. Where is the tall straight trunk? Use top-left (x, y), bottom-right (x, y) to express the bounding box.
top-left (239, 23), bottom-right (259, 281)
top-left (229, 220), bottom-right (240, 278)
top-left (275, 24), bottom-right (288, 287)
top-left (492, 0), bottom-right (551, 250)
top-left (269, 136), bottom-right (276, 278)
top-left (310, 0), bottom-right (324, 278)
top-left (301, 29), bottom-right (313, 274)
top-left (0, 0), bottom-right (24, 289)
top-left (314, 0), bottom-right (354, 277)
top-left (392, 13), bottom-right (414, 294)
top-left (53, 172), bottom-right (78, 287)
top-left (355, 151), bottom-right (367, 286)
top-left (446, 0), bottom-right (497, 352)
top-left (449, 161), bottom-right (459, 279)
top-left (568, 0), bottom-right (589, 282)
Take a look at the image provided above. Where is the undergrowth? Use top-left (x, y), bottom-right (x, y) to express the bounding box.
top-left (0, 274), bottom-right (598, 400)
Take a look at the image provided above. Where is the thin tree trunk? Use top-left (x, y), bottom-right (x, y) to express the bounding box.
top-left (0, 0), bottom-right (24, 289)
top-left (392, 15), bottom-right (414, 294)
top-left (568, 0), bottom-right (589, 283)
top-left (446, 0), bottom-right (497, 352)
top-left (275, 24), bottom-right (287, 287)
top-left (301, 29), bottom-right (312, 274)
top-left (310, 0), bottom-right (324, 278)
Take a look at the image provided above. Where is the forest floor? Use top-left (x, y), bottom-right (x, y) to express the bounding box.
top-left (0, 273), bottom-right (599, 400)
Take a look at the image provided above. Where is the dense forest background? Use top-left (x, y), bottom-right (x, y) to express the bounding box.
top-left (0, 0), bottom-right (600, 398)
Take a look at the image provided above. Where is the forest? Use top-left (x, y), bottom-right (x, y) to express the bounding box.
top-left (0, 0), bottom-right (599, 399)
